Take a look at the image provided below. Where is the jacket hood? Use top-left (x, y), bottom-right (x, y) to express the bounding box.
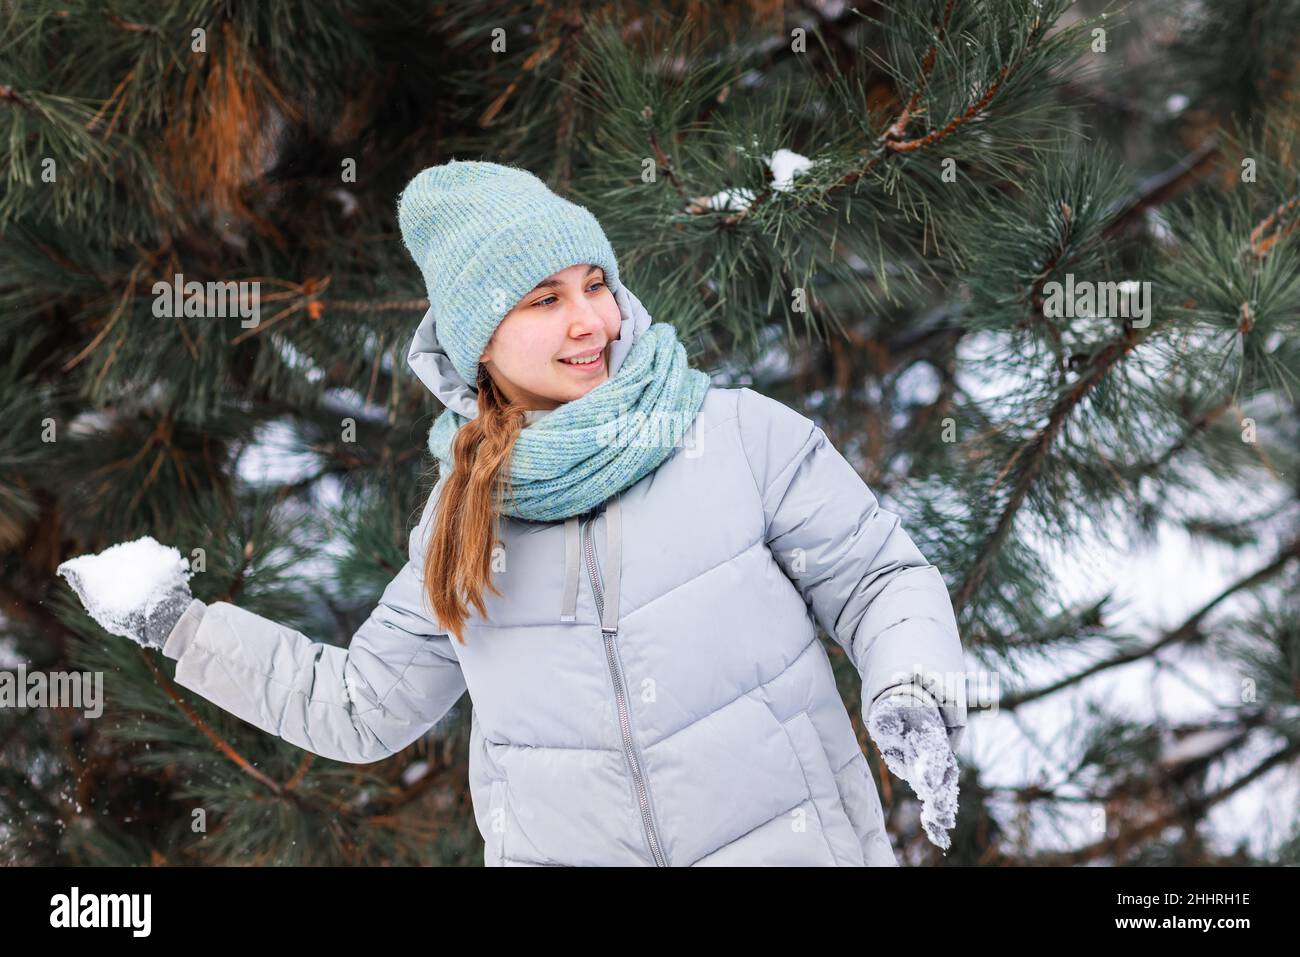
top-left (407, 282), bottom-right (655, 423)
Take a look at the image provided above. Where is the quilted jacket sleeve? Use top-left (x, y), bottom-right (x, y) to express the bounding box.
top-left (737, 387), bottom-right (967, 751)
top-left (157, 481), bottom-right (467, 764)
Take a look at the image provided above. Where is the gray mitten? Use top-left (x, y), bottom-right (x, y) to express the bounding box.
top-left (867, 690), bottom-right (960, 851)
top-left (57, 536), bottom-right (194, 650)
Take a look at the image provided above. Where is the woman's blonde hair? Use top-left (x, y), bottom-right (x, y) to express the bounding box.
top-left (423, 363), bottom-right (529, 644)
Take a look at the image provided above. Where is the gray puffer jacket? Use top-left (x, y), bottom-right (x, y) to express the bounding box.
top-left (161, 283), bottom-right (968, 866)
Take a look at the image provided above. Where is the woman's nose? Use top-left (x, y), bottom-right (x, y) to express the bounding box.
top-left (568, 299), bottom-right (607, 337)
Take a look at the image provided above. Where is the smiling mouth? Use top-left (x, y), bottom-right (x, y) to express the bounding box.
top-left (558, 349), bottom-right (605, 367)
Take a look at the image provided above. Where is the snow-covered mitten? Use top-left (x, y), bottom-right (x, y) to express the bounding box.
top-left (867, 689), bottom-right (960, 851)
top-left (57, 536), bottom-right (194, 650)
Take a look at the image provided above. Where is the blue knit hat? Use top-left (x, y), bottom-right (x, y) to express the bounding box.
top-left (397, 159), bottom-right (622, 386)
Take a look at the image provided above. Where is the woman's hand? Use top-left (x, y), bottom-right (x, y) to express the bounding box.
top-left (57, 536), bottom-right (194, 650)
top-left (867, 690), bottom-right (960, 851)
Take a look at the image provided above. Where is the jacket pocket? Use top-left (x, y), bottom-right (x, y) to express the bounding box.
top-left (772, 707), bottom-right (867, 866)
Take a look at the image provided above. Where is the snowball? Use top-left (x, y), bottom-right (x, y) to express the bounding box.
top-left (57, 537), bottom-right (192, 641)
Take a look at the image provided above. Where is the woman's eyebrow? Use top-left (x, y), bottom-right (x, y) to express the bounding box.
top-left (531, 266), bottom-right (603, 291)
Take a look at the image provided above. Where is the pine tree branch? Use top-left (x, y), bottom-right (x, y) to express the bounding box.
top-left (550, 11), bottom-right (585, 192)
top-left (972, 163), bottom-right (1294, 595)
top-left (882, 0), bottom-right (957, 143)
top-left (1101, 135), bottom-right (1223, 239)
top-left (220, 540), bottom-right (255, 603)
top-left (479, 16), bottom-right (582, 131)
top-left (1019, 199), bottom-right (1073, 377)
top-left (57, 240), bottom-right (173, 376)
top-left (360, 758), bottom-right (459, 815)
top-left (647, 124), bottom-right (687, 198)
top-left (326, 298), bottom-right (429, 312)
top-left (1033, 736), bottom-right (1300, 865)
top-left (1129, 396), bottom-right (1234, 477)
top-left (226, 280), bottom-right (428, 346)
top-left (284, 752), bottom-right (314, 791)
top-left (0, 83), bottom-right (38, 114)
top-left (953, 324), bottom-right (1144, 613)
top-left (879, 64), bottom-right (1008, 155)
top-left (48, 8), bottom-right (161, 34)
top-left (987, 714), bottom-right (1269, 805)
top-left (226, 278), bottom-right (326, 344)
top-left (140, 648), bottom-right (284, 795)
top-left (999, 535), bottom-right (1300, 710)
top-left (1248, 191), bottom-right (1300, 257)
top-left (105, 14), bottom-right (160, 35)
top-left (85, 68), bottom-right (137, 140)
top-left (714, 56), bottom-right (1012, 226)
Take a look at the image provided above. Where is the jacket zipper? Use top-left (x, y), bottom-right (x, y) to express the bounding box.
top-left (582, 513), bottom-right (668, 867)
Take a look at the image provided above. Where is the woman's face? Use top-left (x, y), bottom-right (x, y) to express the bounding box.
top-left (479, 263), bottom-right (621, 411)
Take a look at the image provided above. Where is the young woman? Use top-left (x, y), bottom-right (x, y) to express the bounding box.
top-left (62, 160), bottom-right (967, 866)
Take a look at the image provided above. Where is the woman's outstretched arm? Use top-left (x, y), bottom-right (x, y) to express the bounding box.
top-left (160, 485), bottom-right (467, 764)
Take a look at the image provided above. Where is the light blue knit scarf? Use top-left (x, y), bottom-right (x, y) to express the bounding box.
top-left (426, 322), bottom-right (711, 522)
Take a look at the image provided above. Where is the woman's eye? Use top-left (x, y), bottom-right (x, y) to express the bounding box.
top-left (532, 282), bottom-right (602, 307)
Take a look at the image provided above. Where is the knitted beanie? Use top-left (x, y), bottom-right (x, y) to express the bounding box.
top-left (397, 159), bottom-right (623, 386)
